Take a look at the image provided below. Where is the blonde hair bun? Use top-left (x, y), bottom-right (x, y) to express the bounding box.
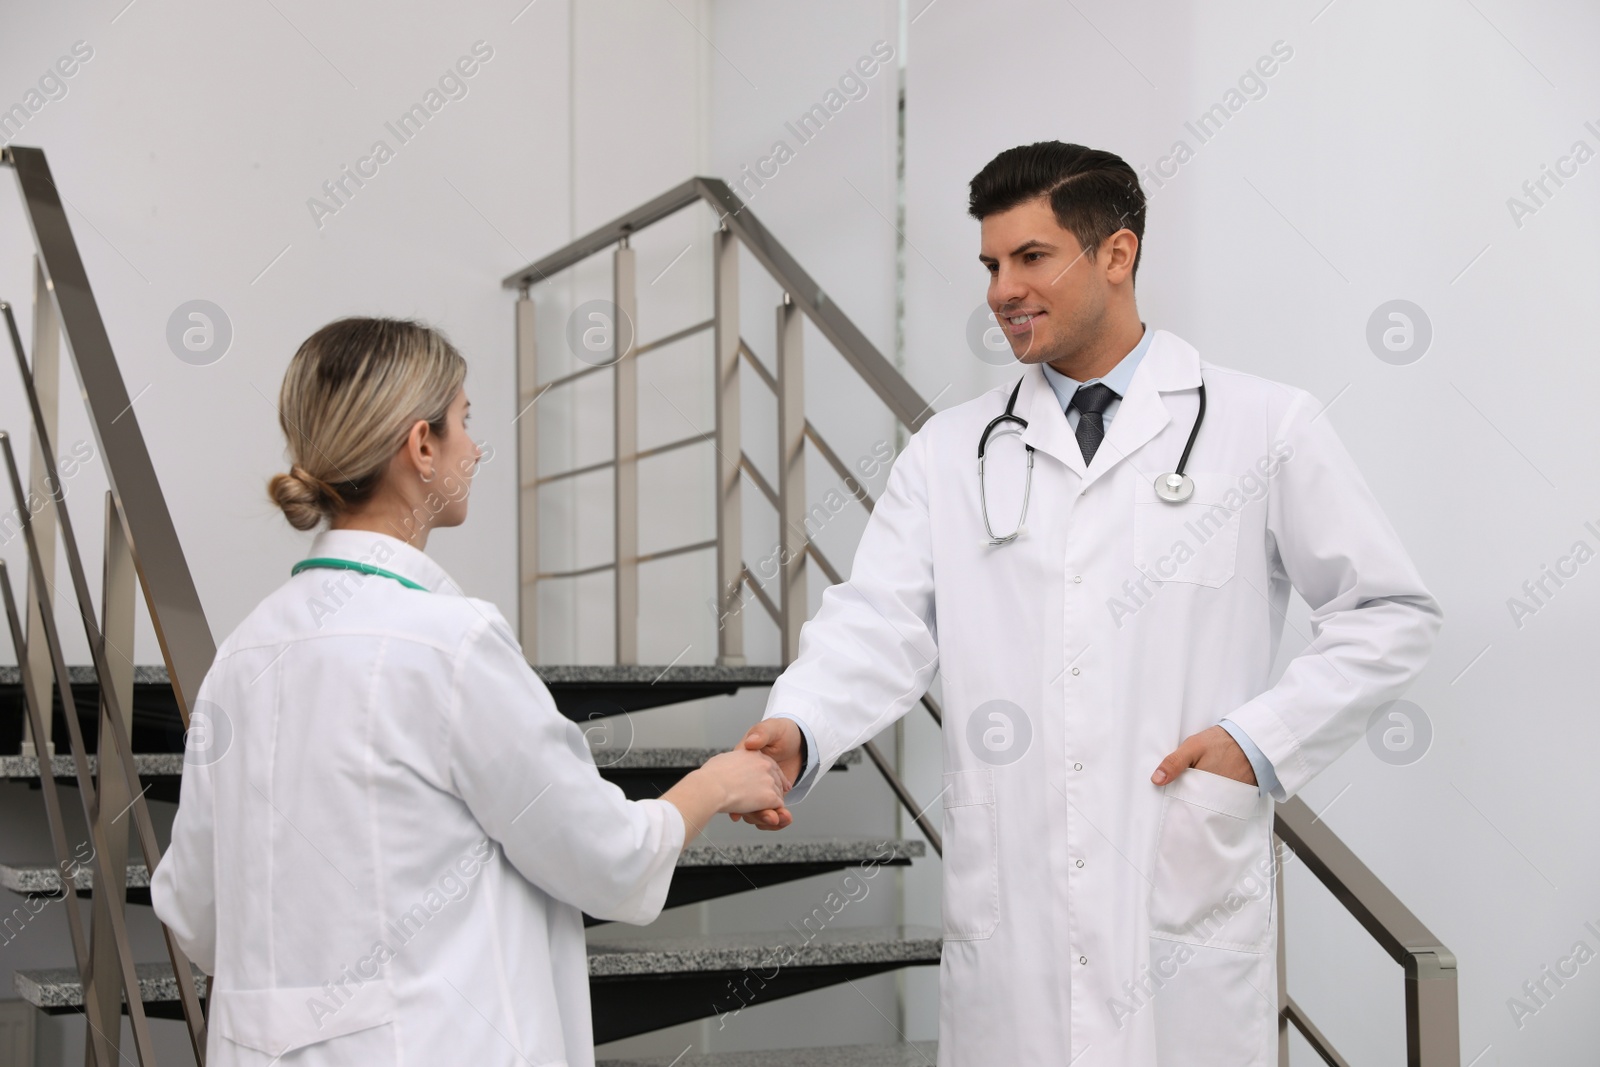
top-left (268, 468), bottom-right (329, 532)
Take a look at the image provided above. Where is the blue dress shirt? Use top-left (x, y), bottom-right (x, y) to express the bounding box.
top-left (774, 325), bottom-right (1281, 800)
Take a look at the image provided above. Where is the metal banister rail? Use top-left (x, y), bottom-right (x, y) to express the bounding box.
top-left (3, 145), bottom-right (212, 1064)
top-left (4, 147), bottom-right (216, 710)
top-left (501, 177), bottom-right (930, 433)
top-left (1274, 798), bottom-right (1459, 1066)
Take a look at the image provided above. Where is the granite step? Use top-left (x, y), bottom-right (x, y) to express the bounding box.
top-left (0, 663), bottom-right (785, 728)
top-left (587, 925), bottom-right (941, 1043)
top-left (1, 836), bottom-right (921, 916)
top-left (14, 961), bottom-right (209, 1018)
top-left (598, 836), bottom-right (920, 922)
top-left (535, 664), bottom-right (784, 722)
top-left (0, 746), bottom-right (859, 804)
top-left (599, 1043), bottom-right (939, 1067)
top-left (15, 925), bottom-right (943, 1039)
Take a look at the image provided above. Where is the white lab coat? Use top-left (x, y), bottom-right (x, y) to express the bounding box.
top-left (151, 528), bottom-right (684, 1067)
top-left (768, 330), bottom-right (1440, 1066)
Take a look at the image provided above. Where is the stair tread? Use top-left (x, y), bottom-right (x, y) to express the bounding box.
top-left (15, 926), bottom-right (940, 1006)
top-left (0, 837), bottom-right (921, 893)
top-left (598, 1043), bottom-right (939, 1067)
top-left (537, 665), bottom-right (783, 685)
top-left (15, 961), bottom-right (210, 1009)
top-left (0, 665), bottom-right (172, 686)
top-left (598, 746), bottom-right (860, 770)
top-left (585, 924), bottom-right (941, 977)
top-left (0, 664), bottom-right (785, 687)
top-left (0, 746), bottom-right (860, 779)
top-left (677, 836), bottom-right (921, 868)
top-left (0, 753), bottom-right (185, 778)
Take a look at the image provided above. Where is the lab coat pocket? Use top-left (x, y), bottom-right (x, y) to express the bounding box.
top-left (941, 769), bottom-right (998, 941)
top-left (212, 979), bottom-right (397, 1059)
top-left (1148, 767), bottom-right (1272, 952)
top-left (1132, 474), bottom-right (1241, 587)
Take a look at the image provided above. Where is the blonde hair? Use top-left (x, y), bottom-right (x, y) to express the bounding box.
top-left (267, 317), bottom-right (467, 531)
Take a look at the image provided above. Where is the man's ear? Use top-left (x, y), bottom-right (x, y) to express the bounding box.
top-left (1102, 229), bottom-right (1139, 285)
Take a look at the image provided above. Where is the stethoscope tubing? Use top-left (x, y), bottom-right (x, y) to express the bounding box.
top-left (977, 371), bottom-right (1207, 545)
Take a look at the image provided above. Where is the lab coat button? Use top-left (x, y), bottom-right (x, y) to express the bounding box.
top-left (1073, 575), bottom-right (1082, 584)
top-left (1078, 955), bottom-right (1088, 965)
top-left (1076, 859), bottom-right (1085, 868)
top-left (1070, 667), bottom-right (1080, 676)
top-left (1074, 762), bottom-right (1083, 771)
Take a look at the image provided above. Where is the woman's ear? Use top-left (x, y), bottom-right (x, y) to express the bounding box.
top-left (402, 418), bottom-right (435, 479)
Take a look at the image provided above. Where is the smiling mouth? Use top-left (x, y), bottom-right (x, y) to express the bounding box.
top-left (1002, 311), bottom-right (1043, 335)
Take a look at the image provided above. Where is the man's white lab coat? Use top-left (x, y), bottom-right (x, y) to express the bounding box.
top-left (152, 528), bottom-right (684, 1066)
top-left (767, 330), bottom-right (1441, 1065)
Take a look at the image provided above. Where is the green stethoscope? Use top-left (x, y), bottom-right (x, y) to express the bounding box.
top-left (291, 557), bottom-right (429, 591)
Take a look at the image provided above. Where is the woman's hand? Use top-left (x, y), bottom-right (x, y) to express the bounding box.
top-left (662, 749), bottom-right (791, 846)
top-left (697, 748), bottom-right (790, 813)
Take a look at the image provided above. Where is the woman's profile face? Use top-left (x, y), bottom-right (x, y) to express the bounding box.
top-left (430, 386), bottom-right (483, 529)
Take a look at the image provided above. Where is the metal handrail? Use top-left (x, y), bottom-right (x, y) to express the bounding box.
top-left (4, 146), bottom-right (214, 1063)
top-left (1274, 798), bottom-right (1459, 1065)
top-left (3, 147), bottom-right (216, 713)
top-left (503, 177), bottom-right (931, 433)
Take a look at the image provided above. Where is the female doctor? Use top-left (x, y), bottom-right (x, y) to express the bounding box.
top-left (151, 317), bottom-right (787, 1066)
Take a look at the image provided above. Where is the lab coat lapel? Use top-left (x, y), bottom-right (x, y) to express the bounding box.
top-left (1080, 329), bottom-right (1202, 492)
top-left (1018, 363), bottom-right (1086, 479)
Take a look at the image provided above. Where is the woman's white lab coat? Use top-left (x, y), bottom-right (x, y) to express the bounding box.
top-left (768, 330), bottom-right (1441, 1066)
top-left (151, 528), bottom-right (684, 1067)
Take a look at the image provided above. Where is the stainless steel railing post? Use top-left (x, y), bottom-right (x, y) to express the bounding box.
top-left (613, 239), bottom-right (639, 664)
top-left (775, 293), bottom-right (806, 665)
top-left (712, 225), bottom-right (744, 665)
top-left (515, 288), bottom-right (539, 654)
top-left (83, 491), bottom-right (138, 1065)
top-left (20, 256), bottom-right (59, 762)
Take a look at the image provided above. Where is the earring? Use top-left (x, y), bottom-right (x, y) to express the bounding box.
top-left (420, 467), bottom-right (435, 484)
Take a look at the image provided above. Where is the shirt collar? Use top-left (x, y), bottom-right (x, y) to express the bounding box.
top-left (1039, 322), bottom-right (1152, 410)
top-left (303, 528), bottom-right (465, 596)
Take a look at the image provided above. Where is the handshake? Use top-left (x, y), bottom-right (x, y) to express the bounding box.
top-left (661, 718), bottom-right (804, 841)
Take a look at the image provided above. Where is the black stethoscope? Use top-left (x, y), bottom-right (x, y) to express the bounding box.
top-left (977, 374), bottom-right (1208, 546)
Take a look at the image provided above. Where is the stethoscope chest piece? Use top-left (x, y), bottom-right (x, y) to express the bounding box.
top-left (1154, 471), bottom-right (1194, 503)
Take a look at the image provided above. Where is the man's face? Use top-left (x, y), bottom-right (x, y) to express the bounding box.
top-left (978, 196), bottom-right (1110, 366)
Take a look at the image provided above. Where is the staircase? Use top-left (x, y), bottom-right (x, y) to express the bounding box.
top-left (0, 148), bottom-right (1460, 1065)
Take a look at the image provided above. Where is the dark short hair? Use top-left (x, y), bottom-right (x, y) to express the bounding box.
top-left (968, 141), bottom-right (1146, 279)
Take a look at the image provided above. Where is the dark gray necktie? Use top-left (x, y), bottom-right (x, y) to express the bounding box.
top-left (1069, 382), bottom-right (1119, 464)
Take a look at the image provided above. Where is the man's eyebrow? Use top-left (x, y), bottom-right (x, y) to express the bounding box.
top-left (978, 238), bottom-right (1056, 263)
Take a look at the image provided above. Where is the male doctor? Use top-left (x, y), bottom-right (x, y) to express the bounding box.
top-left (734, 142), bottom-right (1441, 1066)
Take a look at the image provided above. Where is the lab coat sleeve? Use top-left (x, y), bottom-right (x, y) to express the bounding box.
top-left (762, 428), bottom-right (940, 801)
top-left (446, 604), bottom-right (685, 924)
top-left (149, 681), bottom-right (219, 974)
top-left (1223, 389), bottom-right (1443, 799)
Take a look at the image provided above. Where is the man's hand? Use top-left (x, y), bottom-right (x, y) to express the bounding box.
top-left (727, 718), bottom-right (802, 830)
top-left (1151, 725), bottom-right (1257, 788)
